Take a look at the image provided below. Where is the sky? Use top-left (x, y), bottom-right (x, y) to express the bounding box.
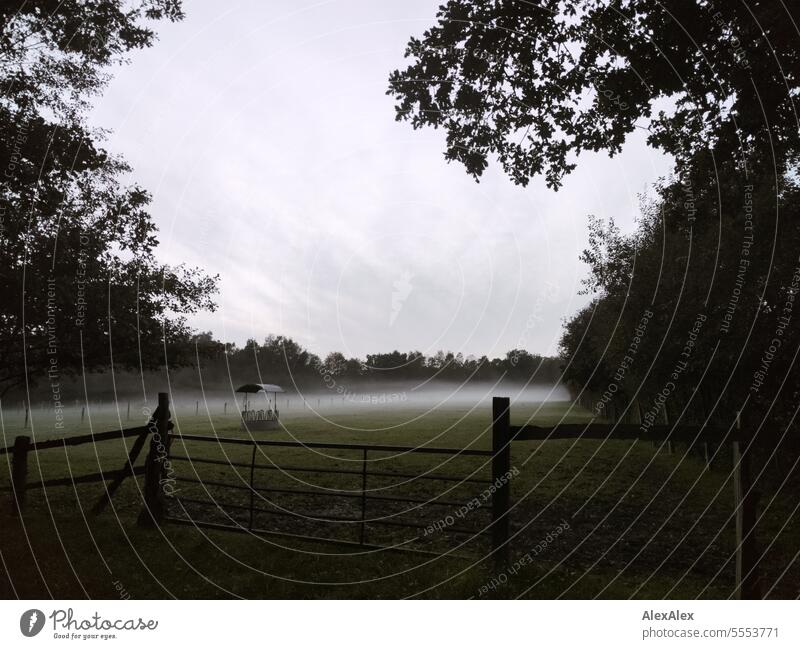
top-left (89, 0), bottom-right (674, 361)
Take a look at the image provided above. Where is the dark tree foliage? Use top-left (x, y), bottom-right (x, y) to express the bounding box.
top-left (560, 165), bottom-right (800, 441)
top-left (389, 0), bottom-right (799, 188)
top-left (45, 336), bottom-right (561, 401)
top-left (0, 1), bottom-right (217, 396)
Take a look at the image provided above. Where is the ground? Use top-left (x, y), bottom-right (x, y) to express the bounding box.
top-left (1, 398), bottom-right (798, 598)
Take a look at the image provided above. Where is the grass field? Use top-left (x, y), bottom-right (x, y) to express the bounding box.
top-left (1, 398), bottom-right (798, 599)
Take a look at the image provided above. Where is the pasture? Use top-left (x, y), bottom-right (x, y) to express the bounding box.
top-left (1, 396), bottom-right (798, 599)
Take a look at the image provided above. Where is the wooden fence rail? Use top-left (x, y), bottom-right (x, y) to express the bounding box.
top-left (2, 419), bottom-right (156, 515)
top-left (510, 422), bottom-right (742, 443)
top-left (0, 425), bottom-right (148, 456)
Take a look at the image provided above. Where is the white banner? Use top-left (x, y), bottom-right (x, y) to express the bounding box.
top-left (1, 600), bottom-right (797, 648)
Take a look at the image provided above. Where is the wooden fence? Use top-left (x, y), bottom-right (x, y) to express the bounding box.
top-left (492, 396), bottom-right (760, 600)
top-left (1, 393), bottom-right (170, 516)
top-left (2, 392), bottom-right (762, 598)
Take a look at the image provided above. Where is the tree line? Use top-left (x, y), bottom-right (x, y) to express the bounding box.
top-left (193, 333), bottom-right (561, 389)
top-left (12, 331), bottom-right (561, 402)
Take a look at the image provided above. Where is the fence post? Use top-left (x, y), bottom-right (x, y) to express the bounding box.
top-left (633, 401), bottom-right (642, 443)
top-left (491, 397), bottom-right (511, 567)
top-left (359, 448), bottom-right (368, 545)
top-left (733, 413), bottom-right (760, 599)
top-left (248, 444), bottom-right (256, 531)
top-left (11, 435), bottom-right (30, 515)
top-left (660, 407), bottom-right (673, 454)
top-left (138, 392), bottom-right (170, 528)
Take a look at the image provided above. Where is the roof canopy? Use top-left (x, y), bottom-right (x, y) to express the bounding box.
top-left (235, 383), bottom-right (285, 394)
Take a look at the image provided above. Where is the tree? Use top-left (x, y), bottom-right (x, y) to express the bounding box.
top-left (0, 1), bottom-right (218, 396)
top-left (560, 166), bottom-right (800, 439)
top-left (388, 1), bottom-right (799, 188)
top-left (322, 352), bottom-right (348, 378)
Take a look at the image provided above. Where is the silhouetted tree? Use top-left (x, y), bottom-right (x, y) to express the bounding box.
top-left (0, 1), bottom-right (218, 396)
top-left (389, 1), bottom-right (799, 188)
top-left (561, 166), bottom-right (800, 442)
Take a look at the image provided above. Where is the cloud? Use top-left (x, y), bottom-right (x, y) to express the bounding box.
top-left (89, 0), bottom-right (673, 358)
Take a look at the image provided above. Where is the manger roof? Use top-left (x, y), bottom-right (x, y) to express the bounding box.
top-left (235, 383), bottom-right (285, 394)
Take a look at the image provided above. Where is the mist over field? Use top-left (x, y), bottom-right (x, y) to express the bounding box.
top-left (0, 380), bottom-right (570, 437)
top-left (178, 381), bottom-right (572, 414)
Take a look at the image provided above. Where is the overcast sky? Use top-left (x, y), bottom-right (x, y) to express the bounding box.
top-left (89, 0), bottom-right (673, 361)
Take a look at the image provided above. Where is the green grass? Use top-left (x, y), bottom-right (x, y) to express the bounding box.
top-left (1, 400), bottom-right (798, 599)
